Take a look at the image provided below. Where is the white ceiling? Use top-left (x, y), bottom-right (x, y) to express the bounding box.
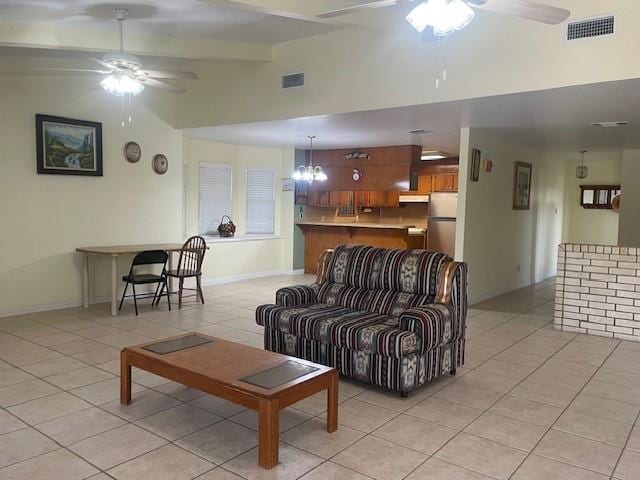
top-left (185, 77), bottom-right (640, 153)
top-left (0, 0), bottom-right (343, 45)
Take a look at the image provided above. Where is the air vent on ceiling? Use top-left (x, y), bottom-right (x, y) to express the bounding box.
top-left (567, 15), bottom-right (615, 41)
top-left (282, 73), bottom-right (305, 89)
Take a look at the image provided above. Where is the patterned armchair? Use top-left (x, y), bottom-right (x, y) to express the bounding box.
top-left (255, 244), bottom-right (468, 396)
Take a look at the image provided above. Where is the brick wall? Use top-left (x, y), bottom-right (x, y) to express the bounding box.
top-left (555, 243), bottom-right (640, 341)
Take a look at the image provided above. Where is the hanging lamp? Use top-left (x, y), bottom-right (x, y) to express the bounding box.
top-left (292, 135), bottom-right (327, 183)
top-left (576, 150), bottom-right (588, 179)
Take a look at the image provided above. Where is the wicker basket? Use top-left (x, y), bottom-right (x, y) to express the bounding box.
top-left (217, 215), bottom-right (236, 237)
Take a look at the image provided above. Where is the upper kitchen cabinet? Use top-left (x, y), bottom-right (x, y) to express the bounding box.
top-left (433, 173), bottom-right (458, 192)
top-left (417, 175), bottom-right (433, 194)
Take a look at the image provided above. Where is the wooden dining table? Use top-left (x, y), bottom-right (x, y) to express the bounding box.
top-left (76, 243), bottom-right (186, 316)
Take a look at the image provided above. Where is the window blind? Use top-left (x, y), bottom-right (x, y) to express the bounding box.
top-left (246, 169), bottom-right (275, 234)
top-left (198, 163), bottom-right (232, 235)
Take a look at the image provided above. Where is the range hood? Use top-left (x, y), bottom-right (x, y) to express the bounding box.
top-left (399, 194), bottom-right (429, 203)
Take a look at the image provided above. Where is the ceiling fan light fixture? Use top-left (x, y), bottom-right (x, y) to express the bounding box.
top-left (100, 73), bottom-right (144, 96)
top-left (406, 0), bottom-right (475, 36)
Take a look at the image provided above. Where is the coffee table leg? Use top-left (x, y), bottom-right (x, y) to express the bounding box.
top-left (258, 398), bottom-right (279, 469)
top-left (120, 351), bottom-right (131, 405)
top-left (327, 371), bottom-right (338, 433)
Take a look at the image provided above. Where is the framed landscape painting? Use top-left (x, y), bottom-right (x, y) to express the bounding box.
top-left (513, 161), bottom-right (532, 210)
top-left (36, 114), bottom-right (103, 176)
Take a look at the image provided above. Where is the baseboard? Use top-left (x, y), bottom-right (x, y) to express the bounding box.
top-left (0, 295), bottom-right (111, 319)
top-left (0, 270), bottom-right (305, 319)
top-left (469, 274), bottom-right (556, 306)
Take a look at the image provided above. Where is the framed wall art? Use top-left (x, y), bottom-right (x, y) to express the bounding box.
top-left (470, 148), bottom-right (481, 182)
top-left (513, 161), bottom-right (532, 210)
top-left (36, 114), bottom-right (103, 176)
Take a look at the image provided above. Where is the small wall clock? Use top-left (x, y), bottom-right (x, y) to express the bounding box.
top-left (124, 141), bottom-right (141, 163)
top-left (352, 168), bottom-right (363, 183)
top-left (152, 154), bottom-right (168, 175)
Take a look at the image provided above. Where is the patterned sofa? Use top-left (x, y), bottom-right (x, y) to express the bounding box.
top-left (255, 244), bottom-right (468, 396)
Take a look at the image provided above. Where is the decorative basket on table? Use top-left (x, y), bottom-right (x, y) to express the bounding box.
top-left (217, 215), bottom-right (236, 237)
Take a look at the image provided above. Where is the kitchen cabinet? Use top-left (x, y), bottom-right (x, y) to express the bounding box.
top-left (307, 190), bottom-right (330, 206)
top-left (355, 191), bottom-right (370, 208)
top-left (368, 191), bottom-right (388, 207)
top-left (329, 191), bottom-right (352, 207)
top-left (417, 175), bottom-right (433, 194)
top-left (310, 189), bottom-right (399, 208)
top-left (433, 174), bottom-right (458, 192)
top-left (386, 191), bottom-right (400, 207)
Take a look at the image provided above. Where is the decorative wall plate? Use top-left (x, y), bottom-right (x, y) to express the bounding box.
top-left (152, 154), bottom-right (168, 175)
top-left (124, 141), bottom-right (141, 163)
top-left (352, 168), bottom-right (363, 183)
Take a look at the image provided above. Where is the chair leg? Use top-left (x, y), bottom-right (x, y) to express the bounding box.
top-left (131, 283), bottom-right (139, 316)
top-left (151, 282), bottom-right (161, 307)
top-left (196, 275), bottom-right (205, 304)
top-left (119, 282), bottom-right (129, 311)
top-left (155, 282), bottom-right (166, 306)
top-left (165, 279), bottom-right (171, 311)
top-left (178, 278), bottom-right (184, 309)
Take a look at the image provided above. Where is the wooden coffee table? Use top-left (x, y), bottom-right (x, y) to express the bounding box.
top-left (120, 333), bottom-right (338, 469)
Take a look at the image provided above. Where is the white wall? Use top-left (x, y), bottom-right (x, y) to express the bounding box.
top-left (562, 151), bottom-right (621, 245)
top-left (460, 130), bottom-right (564, 303)
top-left (177, 0), bottom-right (640, 128)
top-left (619, 149), bottom-right (640, 247)
top-left (183, 136), bottom-right (295, 282)
top-left (0, 73), bottom-right (184, 315)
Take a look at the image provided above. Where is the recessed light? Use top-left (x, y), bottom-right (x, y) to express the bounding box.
top-left (409, 129), bottom-right (434, 135)
top-left (421, 150), bottom-right (447, 160)
top-left (590, 121), bottom-right (629, 127)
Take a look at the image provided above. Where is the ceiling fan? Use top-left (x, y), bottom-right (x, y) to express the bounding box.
top-left (317, 0), bottom-right (571, 41)
top-left (35, 8), bottom-right (198, 96)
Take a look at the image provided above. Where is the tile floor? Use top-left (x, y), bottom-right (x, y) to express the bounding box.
top-left (1, 275), bottom-right (640, 479)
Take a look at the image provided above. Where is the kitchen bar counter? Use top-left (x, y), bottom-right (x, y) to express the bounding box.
top-left (296, 222), bottom-right (426, 273)
top-left (295, 221), bottom-right (416, 230)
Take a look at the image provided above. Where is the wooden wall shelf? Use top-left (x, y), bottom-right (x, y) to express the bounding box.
top-left (580, 185), bottom-right (621, 210)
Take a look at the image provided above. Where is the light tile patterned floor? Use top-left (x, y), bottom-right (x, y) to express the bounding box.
top-left (1, 275), bottom-right (640, 479)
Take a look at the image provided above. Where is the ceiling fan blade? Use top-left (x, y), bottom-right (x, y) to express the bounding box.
top-left (89, 57), bottom-right (119, 71)
top-left (32, 67), bottom-right (111, 75)
top-left (317, 0), bottom-right (403, 18)
top-left (468, 0), bottom-right (570, 25)
top-left (138, 77), bottom-right (186, 94)
top-left (138, 69), bottom-right (199, 80)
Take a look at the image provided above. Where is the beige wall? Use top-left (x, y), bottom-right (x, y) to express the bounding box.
top-left (459, 130), bottom-right (564, 303)
top-left (618, 149), bottom-right (640, 247)
top-left (183, 136), bottom-right (296, 281)
top-left (562, 151), bottom-right (621, 245)
top-left (0, 73), bottom-right (184, 315)
top-left (177, 0), bottom-right (640, 128)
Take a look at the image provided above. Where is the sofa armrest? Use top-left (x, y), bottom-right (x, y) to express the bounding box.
top-left (399, 304), bottom-right (454, 352)
top-left (275, 284), bottom-right (319, 307)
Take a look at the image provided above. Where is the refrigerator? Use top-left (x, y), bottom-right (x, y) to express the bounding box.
top-left (427, 192), bottom-right (457, 257)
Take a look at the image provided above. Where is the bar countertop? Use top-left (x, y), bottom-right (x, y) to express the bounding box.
top-left (295, 221), bottom-right (416, 230)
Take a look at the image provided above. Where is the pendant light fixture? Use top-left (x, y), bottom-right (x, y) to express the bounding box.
top-left (292, 135), bottom-right (327, 183)
top-left (576, 150), bottom-right (589, 179)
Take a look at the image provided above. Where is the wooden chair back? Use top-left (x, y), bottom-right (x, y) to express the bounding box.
top-left (176, 236), bottom-right (207, 274)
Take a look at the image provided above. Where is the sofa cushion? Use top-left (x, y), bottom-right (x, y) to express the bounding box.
top-left (374, 248), bottom-right (451, 296)
top-left (325, 244), bottom-right (383, 289)
top-left (256, 303), bottom-right (420, 358)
